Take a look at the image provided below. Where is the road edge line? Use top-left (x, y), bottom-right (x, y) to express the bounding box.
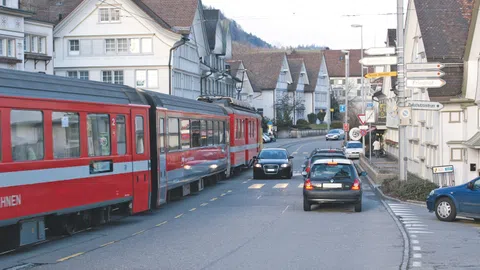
top-left (358, 164), bottom-right (410, 270)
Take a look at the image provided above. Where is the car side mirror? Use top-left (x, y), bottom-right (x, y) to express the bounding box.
top-left (288, 156), bottom-right (294, 159)
top-left (360, 171), bottom-right (367, 177)
top-left (252, 156), bottom-right (257, 160)
top-left (301, 171), bottom-right (307, 177)
top-left (467, 182), bottom-right (474, 190)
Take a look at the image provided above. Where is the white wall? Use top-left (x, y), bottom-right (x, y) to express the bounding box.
top-left (24, 20), bottom-right (54, 74)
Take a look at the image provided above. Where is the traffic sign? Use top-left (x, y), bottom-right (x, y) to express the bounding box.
top-left (343, 123), bottom-right (350, 132)
top-left (349, 128), bottom-right (362, 141)
top-left (432, 165), bottom-right (454, 174)
top-left (406, 71), bottom-right (445, 78)
top-left (364, 47), bottom-right (396, 56)
top-left (365, 71), bottom-right (397, 78)
top-left (339, 105), bottom-right (346, 113)
top-left (365, 109), bottom-right (375, 123)
top-left (398, 107), bottom-right (412, 126)
top-left (406, 63), bottom-right (444, 71)
top-left (406, 100), bottom-right (444, 111)
top-left (366, 102), bottom-right (374, 108)
top-left (359, 56), bottom-right (398, 66)
top-left (406, 79), bottom-right (446, 88)
top-left (357, 114), bottom-right (366, 125)
top-left (360, 129), bottom-right (367, 136)
top-left (359, 125), bottom-right (368, 130)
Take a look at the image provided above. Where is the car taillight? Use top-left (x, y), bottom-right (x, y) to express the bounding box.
top-left (306, 166), bottom-right (310, 173)
top-left (304, 179), bottom-right (313, 190)
top-left (352, 179), bottom-right (361, 190)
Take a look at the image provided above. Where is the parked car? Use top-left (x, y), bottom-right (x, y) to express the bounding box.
top-left (262, 133), bottom-right (271, 143)
top-left (326, 129), bottom-right (345, 141)
top-left (253, 148), bottom-right (293, 179)
top-left (302, 159), bottom-right (367, 212)
top-left (426, 177), bottom-right (480, 222)
top-left (343, 141), bottom-right (364, 159)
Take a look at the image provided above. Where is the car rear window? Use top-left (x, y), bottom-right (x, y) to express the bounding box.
top-left (311, 164), bottom-right (354, 179)
top-left (311, 155), bottom-right (345, 162)
top-left (347, 143), bottom-right (363, 149)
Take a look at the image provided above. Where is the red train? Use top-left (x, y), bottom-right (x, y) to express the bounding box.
top-left (0, 69), bottom-right (262, 250)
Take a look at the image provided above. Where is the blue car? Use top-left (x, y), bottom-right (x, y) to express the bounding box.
top-left (426, 178), bottom-right (480, 221)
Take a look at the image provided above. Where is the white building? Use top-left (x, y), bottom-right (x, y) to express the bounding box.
top-left (286, 58), bottom-right (309, 122)
top-left (0, 0), bottom-right (53, 74)
top-left (24, 0), bottom-right (235, 99)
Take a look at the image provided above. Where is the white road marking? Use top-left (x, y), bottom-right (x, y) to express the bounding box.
top-left (292, 152), bottom-right (298, 155)
top-left (408, 230), bottom-right (433, 234)
top-left (410, 234), bottom-right (417, 238)
top-left (412, 261), bottom-right (422, 267)
top-left (413, 246), bottom-right (421, 251)
top-left (298, 183), bottom-right (304, 188)
top-left (282, 205), bottom-right (290, 214)
top-left (303, 152), bottom-right (309, 155)
top-left (405, 224), bottom-right (427, 227)
top-left (412, 240), bottom-right (420, 244)
top-left (413, 253), bottom-right (422, 259)
top-left (248, 184), bottom-right (265, 189)
top-left (273, 183), bottom-right (289, 189)
top-left (402, 221), bottom-right (424, 224)
top-left (257, 195), bottom-right (262, 200)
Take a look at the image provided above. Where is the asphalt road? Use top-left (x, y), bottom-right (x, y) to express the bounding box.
top-left (0, 137), bottom-right (409, 270)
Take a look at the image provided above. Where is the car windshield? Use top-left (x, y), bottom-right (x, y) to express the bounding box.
top-left (310, 164), bottom-right (354, 179)
top-left (347, 143), bottom-right (363, 149)
top-left (328, 130), bottom-right (340, 134)
top-left (259, 150), bottom-right (287, 159)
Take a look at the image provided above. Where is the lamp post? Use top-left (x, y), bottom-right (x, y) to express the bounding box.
top-left (342, 50), bottom-right (350, 144)
top-left (352, 24), bottom-right (366, 152)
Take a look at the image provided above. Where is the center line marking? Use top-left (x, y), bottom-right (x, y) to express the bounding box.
top-left (282, 205), bottom-right (290, 214)
top-left (220, 193), bottom-right (226, 196)
top-left (298, 183), bottom-right (304, 188)
top-left (132, 230), bottom-right (146, 236)
top-left (174, 214), bottom-right (184, 219)
top-left (413, 246), bottom-right (421, 251)
top-left (100, 241), bottom-right (115, 247)
top-left (227, 190), bottom-right (232, 193)
top-left (412, 240), bottom-right (419, 244)
top-left (210, 197), bottom-right (217, 201)
top-left (156, 221), bottom-right (167, 227)
top-left (189, 208), bottom-right (196, 212)
top-left (57, 252), bottom-right (84, 262)
top-left (200, 203), bottom-right (208, 206)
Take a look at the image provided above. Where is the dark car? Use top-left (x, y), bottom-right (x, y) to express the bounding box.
top-left (302, 149), bottom-right (346, 171)
top-left (303, 159), bottom-right (367, 212)
top-left (301, 152), bottom-right (348, 176)
top-left (253, 148), bottom-right (293, 179)
top-left (426, 177), bottom-right (480, 222)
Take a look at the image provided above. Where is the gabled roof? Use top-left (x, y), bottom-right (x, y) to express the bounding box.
top-left (287, 50), bottom-right (323, 93)
top-left (415, 0), bottom-right (474, 100)
top-left (233, 51), bottom-right (287, 91)
top-left (286, 58), bottom-right (305, 92)
top-left (204, 9), bottom-right (220, 51)
top-left (136, 0), bottom-right (198, 33)
top-left (19, 0), bottom-right (83, 24)
top-left (323, 49), bottom-right (372, 78)
top-left (226, 60), bottom-right (242, 75)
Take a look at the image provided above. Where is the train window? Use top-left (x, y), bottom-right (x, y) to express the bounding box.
top-left (213, 121), bottom-right (219, 144)
top-left (0, 111), bottom-right (1, 161)
top-left (207, 121), bottom-right (213, 145)
top-left (158, 117), bottom-right (165, 153)
top-left (87, 114), bottom-right (111, 157)
top-left (11, 110), bottom-right (44, 161)
top-left (191, 120), bottom-right (201, 148)
top-left (200, 120), bottom-right (207, 146)
top-left (219, 121), bottom-right (225, 144)
top-left (241, 120), bottom-right (245, 139)
top-left (180, 119), bottom-right (190, 149)
top-left (52, 112), bottom-right (80, 159)
top-left (135, 116), bottom-right (144, 154)
top-left (116, 115), bottom-right (126, 155)
top-left (168, 118), bottom-right (180, 151)
top-left (236, 119), bottom-right (239, 139)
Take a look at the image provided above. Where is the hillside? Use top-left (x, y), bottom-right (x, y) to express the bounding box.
top-left (230, 20), bottom-right (272, 48)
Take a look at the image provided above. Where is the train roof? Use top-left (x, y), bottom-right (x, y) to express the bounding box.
top-left (0, 69), bottom-right (147, 106)
top-left (196, 96), bottom-right (260, 115)
top-left (139, 90), bottom-right (227, 116)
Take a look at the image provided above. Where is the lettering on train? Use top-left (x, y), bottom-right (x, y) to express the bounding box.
top-left (0, 195), bottom-right (22, 208)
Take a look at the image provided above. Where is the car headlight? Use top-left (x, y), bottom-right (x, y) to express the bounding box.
top-left (429, 190), bottom-right (435, 196)
top-left (281, 164), bottom-right (289, 168)
top-left (254, 164), bottom-right (262, 168)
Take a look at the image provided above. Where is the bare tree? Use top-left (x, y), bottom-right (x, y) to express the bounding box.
top-left (274, 93), bottom-right (305, 129)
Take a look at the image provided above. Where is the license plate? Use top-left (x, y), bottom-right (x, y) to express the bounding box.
top-left (267, 169), bottom-right (275, 172)
top-left (323, 183), bottom-right (343, 188)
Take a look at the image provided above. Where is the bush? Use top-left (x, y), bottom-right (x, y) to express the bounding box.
top-left (296, 119), bottom-right (311, 130)
top-left (381, 177), bottom-right (439, 201)
top-left (307, 113), bottom-right (317, 124)
top-left (330, 121), bottom-right (343, 129)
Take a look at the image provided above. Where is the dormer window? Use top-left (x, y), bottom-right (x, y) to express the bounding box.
top-left (99, 8), bottom-right (121, 23)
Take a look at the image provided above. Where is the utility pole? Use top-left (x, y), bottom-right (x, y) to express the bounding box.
top-left (343, 50), bottom-right (350, 144)
top-left (397, 0), bottom-right (407, 181)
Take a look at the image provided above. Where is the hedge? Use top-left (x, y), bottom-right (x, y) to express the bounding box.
top-left (381, 176), bottom-right (439, 201)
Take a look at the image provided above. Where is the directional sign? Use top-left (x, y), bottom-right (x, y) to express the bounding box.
top-left (359, 125), bottom-right (369, 130)
top-left (364, 47), bottom-right (396, 56)
top-left (357, 114), bottom-right (366, 125)
top-left (432, 165), bottom-right (454, 174)
top-left (339, 105), bottom-right (346, 113)
top-left (406, 63), bottom-right (445, 71)
top-left (359, 56), bottom-right (398, 66)
top-left (365, 71), bottom-right (397, 78)
top-left (349, 128), bottom-right (362, 141)
top-left (406, 100), bottom-right (444, 111)
top-left (406, 79), bottom-right (446, 88)
top-left (365, 109), bottom-right (375, 123)
top-left (407, 71), bottom-right (445, 78)
top-left (366, 102), bottom-right (374, 109)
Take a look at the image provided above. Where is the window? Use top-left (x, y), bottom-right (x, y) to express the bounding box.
top-left (38, 37), bottom-right (46, 54)
top-left (7, 39), bottom-right (14, 57)
top-left (0, 39), bottom-right (3, 56)
top-left (158, 117), bottom-right (165, 153)
top-left (213, 121), bottom-right (219, 144)
top-left (69, 40), bottom-right (80, 55)
top-left (105, 39), bottom-right (116, 53)
top-left (135, 116), bottom-right (144, 154)
top-left (117, 38), bottom-right (128, 52)
top-left (0, 0), bottom-right (5, 6)
top-left (357, 78), bottom-right (362, 84)
top-left (219, 122), bottom-right (225, 144)
top-left (52, 112), bottom-right (80, 159)
top-left (180, 120), bottom-right (190, 149)
top-left (11, 110), bottom-right (44, 161)
top-left (191, 120), bottom-right (201, 148)
top-left (168, 118), bottom-right (179, 151)
top-left (241, 120), bottom-right (244, 139)
top-left (450, 148), bottom-right (463, 161)
top-left (207, 121), bottom-right (213, 145)
top-left (67, 71), bottom-right (78, 78)
top-left (24, 35), bottom-right (30, 52)
top-left (67, 71), bottom-right (89, 80)
top-left (114, 71), bottom-right (123, 84)
top-left (449, 112), bottom-right (461, 123)
top-left (141, 38), bottom-right (152, 53)
top-left (136, 70), bottom-right (158, 88)
top-left (87, 114), bottom-right (111, 156)
top-left (116, 115), bottom-right (126, 155)
top-left (130, 38), bottom-right (140, 53)
top-left (99, 8), bottom-right (120, 23)
top-left (102, 71), bottom-right (123, 84)
top-left (200, 120), bottom-right (207, 146)
top-left (79, 71), bottom-right (89, 80)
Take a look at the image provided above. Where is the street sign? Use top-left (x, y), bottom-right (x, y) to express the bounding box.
top-left (366, 102), bottom-right (374, 108)
top-left (359, 125), bottom-right (368, 130)
top-left (432, 165), bottom-right (454, 174)
top-left (406, 79), bottom-right (446, 88)
top-left (365, 109), bottom-right (375, 123)
top-left (365, 71), bottom-right (397, 78)
top-left (357, 114), bottom-right (366, 125)
top-left (349, 128), bottom-right (362, 141)
top-left (364, 47), bottom-right (396, 56)
top-left (360, 129), bottom-right (367, 136)
top-left (343, 123), bottom-right (350, 132)
top-left (406, 63), bottom-right (445, 71)
top-left (398, 107), bottom-right (411, 126)
top-left (406, 71), bottom-right (445, 78)
top-left (406, 100), bottom-right (444, 111)
top-left (359, 56), bottom-right (398, 66)
top-left (339, 105), bottom-right (346, 113)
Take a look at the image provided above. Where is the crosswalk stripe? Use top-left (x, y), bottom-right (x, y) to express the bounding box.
top-left (298, 183), bottom-right (304, 188)
top-left (273, 183), bottom-right (289, 189)
top-left (248, 184), bottom-right (265, 189)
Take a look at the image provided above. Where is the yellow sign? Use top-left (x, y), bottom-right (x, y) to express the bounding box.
top-left (365, 72), bottom-right (398, 79)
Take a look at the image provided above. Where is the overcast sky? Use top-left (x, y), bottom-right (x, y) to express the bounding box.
top-left (203, 0), bottom-right (408, 50)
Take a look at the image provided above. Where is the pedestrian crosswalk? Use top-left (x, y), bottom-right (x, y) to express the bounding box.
top-left (247, 182), bottom-right (372, 191)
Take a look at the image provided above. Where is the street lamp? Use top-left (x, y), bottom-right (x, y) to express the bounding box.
top-left (342, 50), bottom-right (350, 144)
top-left (352, 24), bottom-right (366, 152)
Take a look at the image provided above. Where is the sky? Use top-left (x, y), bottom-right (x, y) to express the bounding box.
top-left (203, 0), bottom-right (409, 50)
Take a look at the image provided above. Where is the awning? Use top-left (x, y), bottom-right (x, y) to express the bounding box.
top-left (463, 132), bottom-right (480, 149)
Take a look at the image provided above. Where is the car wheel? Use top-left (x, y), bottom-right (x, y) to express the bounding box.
top-left (288, 170), bottom-right (293, 179)
top-left (303, 197), bottom-right (311, 212)
top-left (435, 197), bottom-right (456, 222)
top-left (474, 218), bottom-right (480, 222)
top-left (354, 201), bottom-right (362, 212)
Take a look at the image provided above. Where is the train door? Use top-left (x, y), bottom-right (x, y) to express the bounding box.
top-left (131, 108), bottom-right (150, 213)
top-left (244, 118), bottom-right (249, 166)
top-left (157, 111), bottom-right (168, 205)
